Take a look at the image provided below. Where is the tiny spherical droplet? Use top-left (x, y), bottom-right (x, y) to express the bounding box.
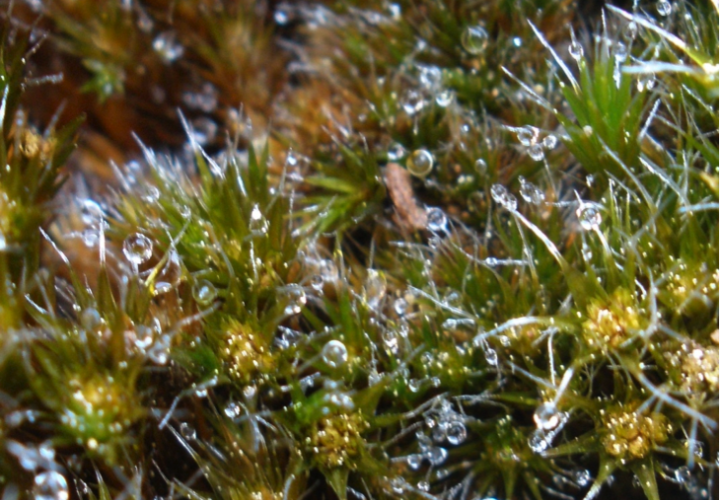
top-left (435, 89), bottom-right (455, 107)
top-left (179, 422), bottom-right (196, 441)
top-left (657, 0), bottom-right (672, 16)
top-left (426, 446), bottom-right (448, 465)
top-left (153, 31), bottom-right (184, 63)
top-left (614, 41), bottom-right (628, 62)
top-left (569, 41), bottom-right (584, 61)
top-left (394, 298), bottom-right (408, 316)
top-left (576, 204), bottom-right (602, 231)
top-left (387, 142), bottom-right (406, 161)
top-left (543, 134), bottom-right (558, 150)
top-left (402, 89), bottom-right (426, 115)
top-left (322, 340), bottom-right (348, 368)
top-left (446, 421), bottom-right (467, 445)
top-left (426, 207), bottom-right (447, 232)
top-left (474, 158), bottom-right (487, 175)
top-left (407, 149), bottom-right (434, 177)
top-left (519, 177), bottom-right (545, 205)
top-left (80, 308), bottom-right (102, 330)
top-left (490, 184), bottom-right (517, 211)
top-left (123, 233), bottom-right (153, 266)
top-left (575, 469), bottom-right (592, 487)
top-left (461, 25), bottom-right (489, 55)
top-left (407, 453), bottom-right (423, 470)
top-left (192, 279), bottom-right (217, 306)
top-left (527, 143), bottom-right (545, 161)
top-left (485, 348), bottom-right (498, 366)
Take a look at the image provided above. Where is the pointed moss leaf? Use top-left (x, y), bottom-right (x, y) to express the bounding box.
top-left (324, 466), bottom-right (349, 500)
top-left (630, 456), bottom-right (660, 500)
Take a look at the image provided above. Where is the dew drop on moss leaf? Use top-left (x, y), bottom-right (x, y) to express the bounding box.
top-left (123, 233), bottom-right (153, 266)
top-left (322, 340), bottom-right (348, 368)
top-left (407, 149), bottom-right (434, 177)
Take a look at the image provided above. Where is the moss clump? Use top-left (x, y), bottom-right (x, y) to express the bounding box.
top-left (0, 1), bottom-right (717, 500)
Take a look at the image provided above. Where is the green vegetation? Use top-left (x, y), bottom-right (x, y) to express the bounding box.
top-left (0, 1), bottom-right (716, 499)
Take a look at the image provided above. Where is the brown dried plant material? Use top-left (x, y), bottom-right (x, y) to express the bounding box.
top-left (384, 162), bottom-right (427, 231)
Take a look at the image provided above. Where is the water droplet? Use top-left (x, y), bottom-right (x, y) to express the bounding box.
top-left (365, 269), bottom-right (387, 308)
top-left (407, 149), bottom-right (434, 177)
top-left (418, 65), bottom-right (443, 91)
top-left (393, 298), bottom-right (408, 316)
top-left (322, 340), bottom-right (348, 368)
top-left (283, 285), bottom-right (307, 315)
top-left (543, 135), bottom-right (558, 150)
top-left (614, 41), bottom-right (628, 62)
top-left (417, 481), bottom-right (430, 492)
top-left (624, 22), bottom-right (638, 41)
top-left (426, 446), bottom-right (448, 465)
top-left (408, 379), bottom-right (422, 393)
top-left (674, 465), bottom-right (691, 484)
top-left (402, 89), bottom-right (425, 115)
top-left (426, 207), bottom-right (447, 232)
top-left (569, 41), bottom-right (584, 61)
top-left (461, 25), bottom-right (489, 55)
top-left (528, 430), bottom-right (550, 453)
top-left (179, 422), bottom-right (196, 441)
top-left (190, 117), bottom-right (217, 145)
top-left (576, 204), bottom-right (602, 231)
top-left (388, 142), bottom-right (406, 161)
top-left (153, 31), bottom-right (184, 63)
top-left (474, 158), bottom-right (487, 175)
top-left (123, 233), bottom-right (153, 266)
top-left (192, 279), bottom-right (217, 306)
top-left (534, 402), bottom-right (563, 431)
top-left (575, 469), bottom-right (592, 487)
top-left (80, 308), bottom-right (101, 330)
top-left (249, 204), bottom-right (269, 235)
top-left (527, 143), bottom-right (545, 161)
top-left (517, 126), bottom-right (539, 147)
top-left (32, 471), bottom-right (69, 500)
top-left (657, 0), bottom-right (672, 16)
top-left (581, 242), bottom-right (593, 261)
top-left (407, 453), bottom-right (423, 470)
top-left (224, 402), bottom-right (241, 418)
top-left (274, 4), bottom-right (292, 24)
top-left (490, 184), bottom-right (517, 211)
top-left (435, 89), bottom-right (455, 107)
top-left (485, 348), bottom-right (498, 366)
top-left (446, 421), bottom-right (467, 445)
top-left (519, 177), bottom-right (545, 205)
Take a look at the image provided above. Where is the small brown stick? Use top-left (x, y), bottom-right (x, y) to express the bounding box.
top-left (384, 162), bottom-right (427, 231)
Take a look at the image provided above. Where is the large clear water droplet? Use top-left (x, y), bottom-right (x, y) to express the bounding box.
top-left (123, 233), bottom-right (153, 266)
top-left (322, 340), bottom-right (348, 368)
top-left (407, 149), bottom-right (434, 177)
top-left (461, 25), bottom-right (489, 55)
top-left (490, 184), bottom-right (517, 211)
top-left (527, 143), bottom-right (545, 161)
top-left (192, 279), bottom-right (217, 306)
top-left (32, 471), bottom-right (69, 500)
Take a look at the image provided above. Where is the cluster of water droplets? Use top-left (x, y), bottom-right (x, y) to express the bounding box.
top-left (182, 82), bottom-right (218, 113)
top-left (514, 125), bottom-right (558, 161)
top-left (424, 400), bottom-right (468, 446)
top-left (7, 441), bottom-right (69, 500)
